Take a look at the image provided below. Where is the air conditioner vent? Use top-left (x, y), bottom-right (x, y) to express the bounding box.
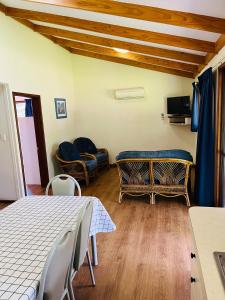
top-left (114, 87), bottom-right (145, 100)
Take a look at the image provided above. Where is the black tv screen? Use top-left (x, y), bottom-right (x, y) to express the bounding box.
top-left (167, 96), bottom-right (191, 115)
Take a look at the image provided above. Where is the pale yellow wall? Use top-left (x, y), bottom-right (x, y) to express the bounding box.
top-left (0, 10), bottom-right (197, 198)
top-left (72, 55), bottom-right (197, 162)
top-left (0, 12), bottom-right (76, 178)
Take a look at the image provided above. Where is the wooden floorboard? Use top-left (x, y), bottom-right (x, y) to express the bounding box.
top-left (26, 184), bottom-right (45, 195)
top-left (0, 168), bottom-right (191, 300)
top-left (77, 168), bottom-right (191, 300)
top-left (0, 201), bottom-right (11, 209)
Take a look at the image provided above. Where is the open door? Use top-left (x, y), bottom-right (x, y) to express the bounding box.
top-left (12, 92), bottom-right (49, 195)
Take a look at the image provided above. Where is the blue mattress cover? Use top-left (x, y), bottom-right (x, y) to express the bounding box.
top-left (116, 149), bottom-right (193, 162)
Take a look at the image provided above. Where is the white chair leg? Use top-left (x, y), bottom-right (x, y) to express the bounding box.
top-left (86, 250), bottom-right (96, 286)
top-left (68, 278), bottom-right (75, 300)
top-left (66, 289), bottom-right (72, 300)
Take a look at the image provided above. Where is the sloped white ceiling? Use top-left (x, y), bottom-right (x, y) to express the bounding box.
top-left (32, 11), bottom-right (218, 42)
top-left (119, 0), bottom-right (225, 18)
top-left (1, 0), bottom-right (225, 77)
top-left (1, 0), bottom-right (223, 56)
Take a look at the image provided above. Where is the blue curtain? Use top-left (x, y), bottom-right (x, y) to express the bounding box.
top-left (195, 67), bottom-right (215, 206)
top-left (25, 99), bottom-right (33, 117)
top-left (191, 82), bottom-right (199, 132)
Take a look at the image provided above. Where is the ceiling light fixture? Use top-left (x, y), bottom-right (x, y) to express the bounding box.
top-left (113, 48), bottom-right (129, 54)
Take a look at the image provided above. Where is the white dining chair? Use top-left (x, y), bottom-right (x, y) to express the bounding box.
top-left (45, 174), bottom-right (81, 196)
top-left (69, 201), bottom-right (95, 300)
top-left (37, 228), bottom-right (78, 300)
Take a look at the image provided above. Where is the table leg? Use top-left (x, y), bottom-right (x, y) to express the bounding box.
top-left (91, 235), bottom-right (98, 266)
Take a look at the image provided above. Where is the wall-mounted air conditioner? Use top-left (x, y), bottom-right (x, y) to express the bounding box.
top-left (114, 87), bottom-right (145, 100)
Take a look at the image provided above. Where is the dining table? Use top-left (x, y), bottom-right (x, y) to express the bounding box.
top-left (0, 195), bottom-right (116, 300)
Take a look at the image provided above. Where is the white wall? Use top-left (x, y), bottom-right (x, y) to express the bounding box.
top-left (72, 55), bottom-right (197, 162)
top-left (0, 14), bottom-right (77, 171)
top-left (0, 12), bottom-right (77, 199)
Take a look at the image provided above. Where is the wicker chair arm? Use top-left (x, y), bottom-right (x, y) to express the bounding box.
top-left (56, 153), bottom-right (87, 168)
top-left (80, 153), bottom-right (97, 160)
top-left (60, 159), bottom-right (86, 170)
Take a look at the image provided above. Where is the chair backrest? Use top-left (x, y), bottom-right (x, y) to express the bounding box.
top-left (38, 228), bottom-right (78, 300)
top-left (117, 158), bottom-right (192, 187)
top-left (45, 174), bottom-right (81, 196)
top-left (74, 137), bottom-right (97, 154)
top-left (117, 159), bottom-right (151, 186)
top-left (151, 159), bottom-right (192, 187)
top-left (59, 141), bottom-right (81, 161)
top-left (74, 201), bottom-right (93, 271)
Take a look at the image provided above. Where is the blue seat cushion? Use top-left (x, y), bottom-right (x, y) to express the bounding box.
top-left (74, 137), bottom-right (97, 154)
top-left (85, 159), bottom-right (97, 172)
top-left (95, 152), bottom-right (108, 163)
top-left (59, 142), bottom-right (81, 161)
top-left (116, 150), bottom-right (193, 162)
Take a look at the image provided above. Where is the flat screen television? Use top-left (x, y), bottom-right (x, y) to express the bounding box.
top-left (167, 96), bottom-right (191, 116)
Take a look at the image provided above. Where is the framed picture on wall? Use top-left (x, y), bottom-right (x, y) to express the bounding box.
top-left (54, 98), bottom-right (67, 119)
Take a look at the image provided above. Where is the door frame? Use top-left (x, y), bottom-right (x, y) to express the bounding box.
top-left (12, 92), bottom-right (49, 190)
top-left (214, 63), bottom-right (225, 206)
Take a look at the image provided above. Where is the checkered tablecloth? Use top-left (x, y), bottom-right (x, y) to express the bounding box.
top-left (0, 196), bottom-right (116, 300)
top-left (89, 197), bottom-right (116, 236)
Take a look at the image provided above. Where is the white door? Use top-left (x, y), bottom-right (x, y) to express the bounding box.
top-left (0, 83), bottom-right (24, 200)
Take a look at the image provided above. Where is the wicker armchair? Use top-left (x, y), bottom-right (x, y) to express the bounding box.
top-left (74, 137), bottom-right (109, 169)
top-left (56, 142), bottom-right (97, 186)
top-left (116, 150), bottom-right (193, 206)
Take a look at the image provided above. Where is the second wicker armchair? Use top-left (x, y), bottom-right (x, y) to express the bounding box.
top-left (55, 142), bottom-right (97, 186)
top-left (73, 137), bottom-right (109, 170)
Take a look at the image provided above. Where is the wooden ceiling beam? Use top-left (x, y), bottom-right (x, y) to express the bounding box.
top-left (70, 48), bottom-right (194, 78)
top-left (54, 37), bottom-right (198, 72)
top-left (15, 18), bottom-right (36, 30)
top-left (36, 25), bottom-right (205, 64)
top-left (5, 7), bottom-right (216, 53)
top-left (0, 3), bottom-right (7, 13)
top-left (1, 2), bottom-right (35, 30)
top-left (24, 0), bottom-right (225, 34)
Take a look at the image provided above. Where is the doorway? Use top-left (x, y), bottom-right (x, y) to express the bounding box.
top-left (12, 92), bottom-right (49, 195)
top-left (214, 64), bottom-right (225, 207)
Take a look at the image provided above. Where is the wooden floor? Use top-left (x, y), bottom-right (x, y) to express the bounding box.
top-left (77, 168), bottom-right (192, 300)
top-left (26, 184), bottom-right (45, 195)
top-left (0, 168), bottom-right (192, 300)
